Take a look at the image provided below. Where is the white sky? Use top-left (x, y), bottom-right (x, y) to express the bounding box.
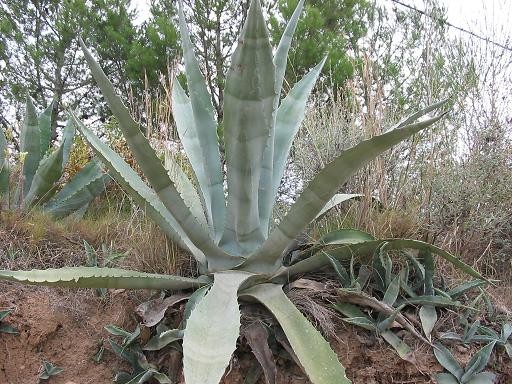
top-left (131, 0), bottom-right (512, 44)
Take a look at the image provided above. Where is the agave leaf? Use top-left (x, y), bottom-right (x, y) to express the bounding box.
top-left (381, 240), bottom-right (486, 282)
top-left (277, 238), bottom-right (485, 283)
top-left (377, 243), bottom-right (394, 288)
top-left (335, 289), bottom-right (427, 342)
top-left (382, 274), bottom-right (401, 307)
top-left (242, 321), bottom-right (277, 384)
top-left (275, 240), bottom-right (381, 279)
top-left (404, 296), bottom-right (466, 308)
top-left (109, 339), bottom-right (143, 371)
top-left (113, 371), bottom-right (135, 384)
top-left (20, 96), bottom-right (41, 196)
top-left (247, 106), bottom-right (448, 271)
top-left (242, 283), bottom-right (351, 384)
top-left (320, 229), bottom-right (376, 246)
top-left (326, 254), bottom-right (351, 287)
top-left (473, 325), bottom-right (498, 341)
top-left (176, 3), bottom-right (225, 241)
top-left (0, 267), bottom-right (210, 290)
top-left (105, 324), bottom-right (134, 339)
top-left (39, 360), bottom-right (64, 379)
top-left (143, 329), bottom-right (183, 351)
top-left (400, 265), bottom-right (417, 298)
top-left (465, 372), bottom-right (496, 384)
top-left (0, 309), bottom-right (19, 334)
top-left (333, 303), bottom-right (377, 330)
top-left (466, 321), bottom-right (481, 343)
top-left (377, 304), bottom-right (406, 332)
top-left (126, 370), bottom-right (172, 384)
top-left (0, 128), bottom-right (9, 199)
top-left (433, 343), bottom-right (464, 380)
top-left (39, 101), bottom-right (54, 156)
top-left (111, 325), bottom-right (141, 348)
top-left (127, 370), bottom-right (169, 384)
top-left (501, 323), bottom-right (512, 341)
top-left (461, 356), bottom-right (483, 383)
top-left (331, 302), bottom-right (368, 319)
top-left (181, 285), bottom-right (210, 329)
top-left (45, 159), bottom-right (108, 219)
top-left (355, 264), bottom-right (372, 289)
top-left (183, 271), bottom-right (251, 384)
top-left (79, 40), bottom-right (232, 269)
top-left (220, 0), bottom-right (275, 254)
top-left (271, 57), bottom-right (327, 198)
top-left (257, 0), bottom-right (304, 237)
top-left (164, 150), bottom-right (207, 227)
top-left (472, 336), bottom-right (498, 344)
top-left (23, 143), bottom-right (65, 207)
top-left (0, 323), bottom-right (19, 334)
top-left (61, 117), bottom-right (76, 165)
top-left (296, 228), bottom-right (375, 261)
top-left (405, 251), bottom-right (426, 282)
top-left (448, 280), bottom-right (488, 299)
top-left (381, 331), bottom-right (413, 361)
top-left (435, 373), bottom-right (460, 384)
top-left (171, 81), bottom-right (210, 223)
top-left (440, 332), bottom-right (464, 342)
top-left (332, 302), bottom-right (377, 331)
top-left (340, 316), bottom-right (376, 331)
top-left (393, 99), bottom-right (449, 130)
top-left (153, 371), bottom-right (173, 384)
top-left (435, 288), bottom-right (454, 299)
top-left (70, 202), bottom-right (90, 220)
top-left (0, 309), bottom-right (12, 322)
top-left (274, 0), bottom-right (304, 99)
top-left (259, 58), bottom-right (327, 234)
top-left (419, 305), bottom-right (437, 341)
top-left (461, 341), bottom-right (496, 382)
top-left (71, 113), bottom-right (210, 267)
top-left (422, 249), bottom-right (435, 295)
top-left (314, 193), bottom-right (363, 221)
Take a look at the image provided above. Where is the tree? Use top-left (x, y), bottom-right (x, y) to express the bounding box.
top-left (128, 0), bottom-right (181, 91)
top-left (0, 0), bottom-right (143, 144)
top-left (269, 0), bottom-right (372, 97)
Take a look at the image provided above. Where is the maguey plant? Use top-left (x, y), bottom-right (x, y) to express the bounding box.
top-left (0, 1), bottom-right (486, 383)
top-left (0, 96), bottom-right (109, 218)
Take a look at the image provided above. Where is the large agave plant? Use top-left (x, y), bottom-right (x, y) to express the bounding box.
top-left (0, 96), bottom-right (109, 218)
top-left (0, 1), bottom-right (486, 383)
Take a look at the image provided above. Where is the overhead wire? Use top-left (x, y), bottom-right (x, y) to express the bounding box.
top-left (389, 0), bottom-right (512, 52)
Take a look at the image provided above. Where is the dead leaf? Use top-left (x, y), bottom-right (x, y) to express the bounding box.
top-left (242, 322), bottom-right (277, 384)
top-left (136, 293), bottom-right (190, 327)
top-left (288, 278), bottom-right (327, 291)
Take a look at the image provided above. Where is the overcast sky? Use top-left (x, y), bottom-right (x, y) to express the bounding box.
top-left (130, 0), bottom-right (512, 46)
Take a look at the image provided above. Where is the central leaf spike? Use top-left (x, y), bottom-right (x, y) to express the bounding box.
top-left (220, 0), bottom-right (276, 255)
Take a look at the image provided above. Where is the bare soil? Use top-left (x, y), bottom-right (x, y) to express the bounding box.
top-left (1, 282), bottom-right (511, 384)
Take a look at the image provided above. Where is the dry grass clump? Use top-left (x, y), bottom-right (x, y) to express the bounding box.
top-left (286, 277), bottom-right (341, 339)
top-left (0, 207), bottom-right (193, 277)
top-left (0, 210), bottom-right (86, 270)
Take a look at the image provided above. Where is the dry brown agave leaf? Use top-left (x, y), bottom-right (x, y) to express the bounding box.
top-left (287, 278), bottom-right (328, 291)
top-left (136, 293), bottom-right (190, 327)
top-left (242, 321), bottom-right (277, 384)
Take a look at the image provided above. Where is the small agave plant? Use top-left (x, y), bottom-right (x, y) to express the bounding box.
top-left (0, 1), bottom-right (486, 383)
top-left (434, 342), bottom-right (497, 384)
top-left (0, 96), bottom-right (109, 218)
